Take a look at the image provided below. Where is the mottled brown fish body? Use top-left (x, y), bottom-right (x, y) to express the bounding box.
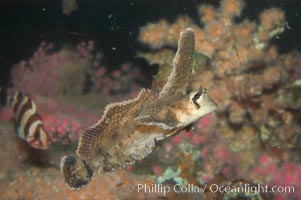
top-left (0, 88), bottom-right (48, 150)
top-left (60, 28), bottom-right (217, 190)
top-left (76, 89), bottom-right (157, 161)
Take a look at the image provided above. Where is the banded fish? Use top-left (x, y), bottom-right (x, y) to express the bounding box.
top-left (0, 88), bottom-right (49, 150)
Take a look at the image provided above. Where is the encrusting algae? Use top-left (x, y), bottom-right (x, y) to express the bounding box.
top-left (60, 28), bottom-right (217, 190)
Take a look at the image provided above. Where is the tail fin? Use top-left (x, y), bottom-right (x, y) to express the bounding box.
top-left (60, 155), bottom-right (93, 190)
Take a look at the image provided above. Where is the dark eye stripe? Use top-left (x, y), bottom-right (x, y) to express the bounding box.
top-left (192, 88), bottom-right (203, 108)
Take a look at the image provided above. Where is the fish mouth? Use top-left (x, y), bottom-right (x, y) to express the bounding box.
top-left (202, 93), bottom-right (218, 113)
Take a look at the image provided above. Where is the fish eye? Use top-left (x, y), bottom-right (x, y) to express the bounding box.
top-left (192, 87), bottom-right (203, 109)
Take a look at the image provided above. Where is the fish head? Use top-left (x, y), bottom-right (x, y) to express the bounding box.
top-left (173, 86), bottom-right (217, 127)
top-left (189, 86), bottom-right (217, 118)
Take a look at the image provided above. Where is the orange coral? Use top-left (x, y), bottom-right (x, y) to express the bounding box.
top-left (264, 45), bottom-right (279, 63)
top-left (198, 40), bottom-right (216, 58)
top-left (234, 21), bottom-right (256, 44)
top-left (198, 4), bottom-right (216, 23)
top-left (192, 26), bottom-right (206, 42)
top-left (138, 16), bottom-right (197, 49)
top-left (205, 21), bottom-right (227, 42)
top-left (260, 8), bottom-right (285, 32)
top-left (262, 67), bottom-right (281, 89)
top-left (139, 20), bottom-right (169, 49)
top-left (220, 0), bottom-right (245, 18)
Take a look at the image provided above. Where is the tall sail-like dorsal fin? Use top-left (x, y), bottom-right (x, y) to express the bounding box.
top-left (159, 28), bottom-right (195, 98)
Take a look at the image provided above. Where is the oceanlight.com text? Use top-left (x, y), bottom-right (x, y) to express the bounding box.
top-left (132, 183), bottom-right (295, 196)
top-left (208, 183), bottom-right (294, 196)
